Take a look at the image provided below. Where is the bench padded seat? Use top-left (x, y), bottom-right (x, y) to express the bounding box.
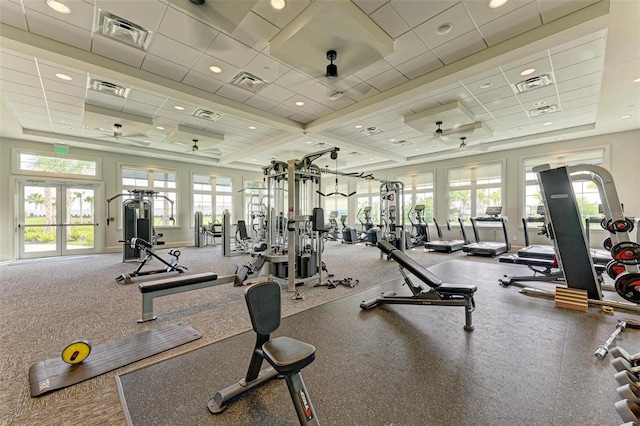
top-left (139, 272), bottom-right (218, 293)
top-left (378, 240), bottom-right (476, 295)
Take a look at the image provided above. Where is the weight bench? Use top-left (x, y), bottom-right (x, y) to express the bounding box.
top-left (138, 272), bottom-right (236, 322)
top-left (361, 240), bottom-right (477, 331)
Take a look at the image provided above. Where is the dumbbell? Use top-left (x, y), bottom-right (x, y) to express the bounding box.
top-left (612, 347), bottom-right (640, 366)
top-left (615, 370), bottom-right (640, 387)
top-left (615, 399), bottom-right (640, 423)
top-left (613, 357), bottom-right (640, 375)
top-left (618, 383), bottom-right (640, 403)
top-left (596, 320), bottom-right (627, 358)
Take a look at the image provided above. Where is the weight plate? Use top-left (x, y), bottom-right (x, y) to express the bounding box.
top-left (611, 219), bottom-right (634, 233)
top-left (611, 241), bottom-right (640, 265)
top-left (606, 260), bottom-right (627, 280)
top-left (61, 339), bottom-right (92, 364)
top-left (614, 273), bottom-right (640, 304)
top-left (601, 218), bottom-right (609, 231)
top-left (604, 237), bottom-right (613, 251)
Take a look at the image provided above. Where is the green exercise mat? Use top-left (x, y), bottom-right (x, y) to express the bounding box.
top-left (29, 322), bottom-right (201, 397)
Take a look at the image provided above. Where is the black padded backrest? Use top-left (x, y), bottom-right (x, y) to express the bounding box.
top-left (245, 281), bottom-right (281, 335)
top-left (377, 240), bottom-right (442, 287)
top-left (237, 220), bottom-right (249, 240)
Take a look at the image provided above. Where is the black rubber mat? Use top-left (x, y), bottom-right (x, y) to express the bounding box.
top-left (116, 260), bottom-right (630, 425)
top-left (29, 322), bottom-right (201, 397)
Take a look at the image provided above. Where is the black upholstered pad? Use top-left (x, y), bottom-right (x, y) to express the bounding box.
top-left (138, 272), bottom-right (218, 293)
top-left (262, 336), bottom-right (316, 375)
top-left (377, 240), bottom-right (476, 295)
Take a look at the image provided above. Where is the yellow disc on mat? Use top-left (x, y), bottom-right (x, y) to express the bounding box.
top-left (61, 339), bottom-right (92, 364)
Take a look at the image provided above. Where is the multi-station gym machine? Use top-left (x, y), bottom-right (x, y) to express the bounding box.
top-left (380, 181), bottom-right (406, 252)
top-left (106, 189), bottom-right (175, 261)
top-left (262, 148), bottom-right (339, 292)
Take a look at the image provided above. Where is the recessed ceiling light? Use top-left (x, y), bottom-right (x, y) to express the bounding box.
top-left (55, 73), bottom-right (72, 81)
top-left (295, 101), bottom-right (305, 106)
top-left (633, 77), bottom-right (640, 83)
top-left (46, 0), bottom-right (71, 14)
top-left (63, 126), bottom-right (73, 129)
top-left (489, 0), bottom-right (509, 8)
top-left (249, 126), bottom-right (257, 130)
top-left (620, 115), bottom-right (632, 119)
top-left (305, 141), bottom-right (312, 144)
top-left (480, 82), bottom-right (493, 89)
top-left (436, 23), bottom-right (453, 35)
top-left (174, 106), bottom-right (185, 111)
top-left (389, 138), bottom-right (396, 142)
top-left (415, 148), bottom-right (420, 152)
top-left (156, 126), bottom-right (165, 130)
top-left (209, 65), bottom-right (222, 74)
top-left (557, 136), bottom-right (565, 140)
top-left (355, 125), bottom-right (363, 129)
top-left (520, 68), bottom-right (536, 76)
top-left (543, 122), bottom-right (552, 126)
top-left (270, 0), bottom-right (286, 10)
top-left (533, 101), bottom-right (546, 107)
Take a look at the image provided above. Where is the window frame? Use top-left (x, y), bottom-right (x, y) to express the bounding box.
top-left (13, 147), bottom-right (102, 181)
top-left (446, 161), bottom-right (504, 221)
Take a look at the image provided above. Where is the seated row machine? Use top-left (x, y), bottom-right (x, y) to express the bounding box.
top-left (361, 240), bottom-right (478, 331)
top-left (208, 281), bottom-right (319, 424)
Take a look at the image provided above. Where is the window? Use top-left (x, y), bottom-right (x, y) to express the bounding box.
top-left (192, 174), bottom-right (233, 224)
top-left (121, 166), bottom-right (178, 226)
top-left (321, 179), bottom-right (349, 218)
top-left (395, 172), bottom-right (434, 223)
top-left (18, 152), bottom-right (98, 178)
top-left (447, 163), bottom-right (503, 221)
top-left (523, 149), bottom-right (605, 224)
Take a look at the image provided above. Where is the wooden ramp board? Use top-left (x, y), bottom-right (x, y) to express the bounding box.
top-left (554, 287), bottom-right (589, 312)
top-left (29, 322), bottom-right (201, 397)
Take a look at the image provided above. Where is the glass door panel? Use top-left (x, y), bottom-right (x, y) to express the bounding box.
top-left (20, 184), bottom-right (60, 256)
top-left (64, 187), bottom-right (97, 252)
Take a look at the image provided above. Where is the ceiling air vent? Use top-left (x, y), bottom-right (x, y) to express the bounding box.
top-left (89, 79), bottom-right (130, 98)
top-left (515, 74), bottom-right (553, 93)
top-left (529, 105), bottom-right (560, 116)
top-left (95, 9), bottom-right (153, 50)
top-left (391, 140), bottom-right (412, 146)
top-left (231, 71), bottom-right (266, 92)
top-left (360, 126), bottom-right (384, 136)
top-left (347, 151), bottom-right (362, 156)
top-left (192, 109), bottom-right (223, 122)
top-left (314, 142), bottom-right (329, 147)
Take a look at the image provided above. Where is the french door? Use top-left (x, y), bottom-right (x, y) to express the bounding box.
top-left (18, 182), bottom-right (101, 258)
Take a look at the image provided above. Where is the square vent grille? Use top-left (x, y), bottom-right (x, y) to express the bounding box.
top-left (360, 126), bottom-right (384, 136)
top-left (89, 79), bottom-right (130, 98)
top-left (95, 9), bottom-right (153, 50)
top-left (391, 140), bottom-right (412, 146)
top-left (529, 105), bottom-right (560, 116)
top-left (515, 74), bottom-right (553, 93)
top-left (193, 109), bottom-right (223, 122)
top-left (231, 71), bottom-right (267, 92)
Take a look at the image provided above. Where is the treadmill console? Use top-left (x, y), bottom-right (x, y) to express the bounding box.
top-left (485, 206), bottom-right (502, 217)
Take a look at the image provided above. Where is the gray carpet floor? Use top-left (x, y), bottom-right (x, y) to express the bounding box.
top-left (0, 241), bottom-right (637, 425)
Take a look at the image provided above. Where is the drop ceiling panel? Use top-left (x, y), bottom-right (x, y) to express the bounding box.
top-left (91, 36), bottom-right (146, 68)
top-left (23, 0), bottom-right (95, 31)
top-left (0, 82), bottom-right (45, 98)
top-left (480, 2), bottom-right (542, 47)
top-left (367, 68), bottom-right (408, 92)
top-left (46, 92), bottom-right (85, 107)
top-left (1, 52), bottom-right (37, 75)
top-left (539, 0), bottom-right (600, 24)
top-left (554, 57), bottom-right (605, 82)
top-left (251, 0), bottom-right (311, 30)
top-left (391, 0), bottom-right (459, 29)
top-left (214, 84), bottom-right (253, 103)
top-left (0, 0), bottom-right (27, 30)
top-left (147, 34), bottom-right (202, 68)
top-left (157, 6), bottom-right (219, 50)
top-left (394, 51), bottom-right (443, 79)
top-left (550, 38), bottom-right (606, 70)
top-left (141, 55), bottom-right (190, 81)
top-left (24, 10), bottom-right (92, 51)
top-left (502, 58), bottom-right (553, 84)
top-left (515, 84), bottom-right (559, 104)
top-left (463, 0), bottom-right (536, 27)
top-left (190, 54), bottom-right (239, 83)
top-left (3, 93), bottom-right (46, 107)
top-left (432, 29), bottom-right (486, 65)
top-left (230, 10), bottom-right (279, 51)
top-left (181, 71), bottom-right (225, 94)
top-left (243, 53), bottom-right (291, 83)
top-left (205, 33), bottom-right (259, 69)
top-left (414, 3), bottom-right (476, 49)
top-left (370, 3), bottom-right (410, 39)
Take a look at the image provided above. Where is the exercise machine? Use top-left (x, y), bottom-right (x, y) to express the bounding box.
top-left (222, 211), bottom-right (252, 256)
top-left (425, 218), bottom-right (467, 253)
top-left (516, 206), bottom-right (555, 260)
top-left (325, 210), bottom-right (340, 241)
top-left (361, 240), bottom-right (477, 330)
top-left (379, 180), bottom-right (405, 251)
top-left (505, 164), bottom-right (640, 312)
top-left (407, 204), bottom-right (430, 246)
top-left (106, 189), bottom-right (175, 261)
top-left (463, 206), bottom-right (510, 257)
top-left (115, 237), bottom-right (186, 284)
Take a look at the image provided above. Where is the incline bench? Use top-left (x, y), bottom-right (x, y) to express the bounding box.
top-left (361, 240), bottom-right (477, 331)
top-left (138, 272), bottom-right (236, 322)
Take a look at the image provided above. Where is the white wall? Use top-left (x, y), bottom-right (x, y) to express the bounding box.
top-left (1, 129), bottom-right (638, 260)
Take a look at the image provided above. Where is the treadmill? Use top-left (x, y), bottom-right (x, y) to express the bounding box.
top-left (516, 207), bottom-right (555, 260)
top-left (424, 218), bottom-right (466, 253)
top-left (463, 206), bottom-right (511, 257)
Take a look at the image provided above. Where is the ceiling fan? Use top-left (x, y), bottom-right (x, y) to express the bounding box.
top-left (430, 121), bottom-right (450, 141)
top-left (457, 137), bottom-right (490, 153)
top-left (90, 123), bottom-right (152, 146)
top-left (176, 139), bottom-right (221, 156)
